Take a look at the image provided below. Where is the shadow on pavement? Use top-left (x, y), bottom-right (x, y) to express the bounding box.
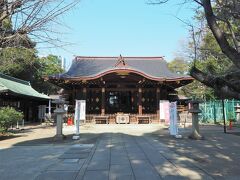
top-left (0, 124), bottom-right (240, 179)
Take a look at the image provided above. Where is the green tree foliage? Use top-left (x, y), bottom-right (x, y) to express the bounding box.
top-left (0, 48), bottom-right (38, 81)
top-left (187, 31), bottom-right (232, 100)
top-left (168, 57), bottom-right (189, 75)
top-left (0, 107), bottom-right (23, 133)
top-left (33, 55), bottom-right (64, 94)
top-left (0, 48), bottom-right (63, 94)
top-left (38, 55), bottom-right (63, 76)
top-left (195, 29), bottom-right (233, 76)
top-left (168, 57), bottom-right (215, 100)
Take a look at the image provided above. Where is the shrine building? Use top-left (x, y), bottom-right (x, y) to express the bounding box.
top-left (47, 55), bottom-right (193, 124)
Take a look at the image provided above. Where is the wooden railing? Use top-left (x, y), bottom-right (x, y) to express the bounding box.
top-left (71, 111), bottom-right (190, 124)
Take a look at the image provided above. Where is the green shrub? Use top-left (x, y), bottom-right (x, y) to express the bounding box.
top-left (0, 107), bottom-right (23, 133)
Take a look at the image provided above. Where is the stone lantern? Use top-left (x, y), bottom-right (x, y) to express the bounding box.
top-left (52, 98), bottom-right (68, 140)
top-left (188, 100), bottom-right (204, 140)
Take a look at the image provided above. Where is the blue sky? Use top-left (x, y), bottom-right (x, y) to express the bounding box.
top-left (37, 0), bottom-right (196, 69)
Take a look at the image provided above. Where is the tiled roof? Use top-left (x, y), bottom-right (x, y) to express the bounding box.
top-left (0, 73), bottom-right (49, 99)
top-left (51, 56), bottom-right (192, 81)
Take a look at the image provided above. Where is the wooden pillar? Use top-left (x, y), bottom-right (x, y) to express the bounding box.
top-left (138, 88), bottom-right (142, 115)
top-left (73, 87), bottom-right (76, 103)
top-left (101, 87), bottom-right (105, 115)
top-left (156, 88), bottom-right (160, 119)
top-left (82, 87), bottom-right (87, 116)
top-left (83, 87), bottom-right (87, 100)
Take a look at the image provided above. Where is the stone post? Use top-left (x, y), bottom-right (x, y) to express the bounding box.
top-left (188, 100), bottom-right (204, 140)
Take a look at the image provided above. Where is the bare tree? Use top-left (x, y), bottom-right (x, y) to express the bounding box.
top-left (0, 0), bottom-right (80, 49)
top-left (150, 0), bottom-right (240, 99)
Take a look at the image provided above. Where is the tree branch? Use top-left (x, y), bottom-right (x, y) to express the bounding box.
top-left (190, 66), bottom-right (240, 99)
top-left (201, 0), bottom-right (240, 67)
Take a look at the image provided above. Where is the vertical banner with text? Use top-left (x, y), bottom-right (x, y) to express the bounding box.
top-left (74, 100), bottom-right (86, 136)
top-left (74, 100), bottom-right (86, 122)
top-left (169, 102), bottom-right (178, 136)
top-left (79, 100), bottom-right (86, 121)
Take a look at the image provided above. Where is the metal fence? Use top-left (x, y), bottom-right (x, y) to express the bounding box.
top-left (199, 99), bottom-right (240, 123)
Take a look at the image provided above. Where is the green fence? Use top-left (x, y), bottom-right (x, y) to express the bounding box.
top-left (199, 99), bottom-right (240, 123)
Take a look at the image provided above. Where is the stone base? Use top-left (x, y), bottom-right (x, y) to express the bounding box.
top-left (175, 134), bottom-right (182, 139)
top-left (72, 135), bottom-right (80, 140)
top-left (53, 134), bottom-right (66, 141)
top-left (188, 133), bottom-right (204, 140)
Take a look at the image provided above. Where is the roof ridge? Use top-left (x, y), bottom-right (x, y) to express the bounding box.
top-left (75, 56), bottom-right (164, 60)
top-left (0, 73), bottom-right (30, 86)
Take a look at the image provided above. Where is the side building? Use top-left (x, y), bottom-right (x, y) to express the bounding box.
top-left (0, 73), bottom-right (50, 122)
top-left (47, 56), bottom-right (193, 124)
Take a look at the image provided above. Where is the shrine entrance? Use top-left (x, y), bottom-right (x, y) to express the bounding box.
top-left (105, 89), bottom-right (138, 114)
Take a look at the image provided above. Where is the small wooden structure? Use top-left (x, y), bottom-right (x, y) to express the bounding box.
top-left (47, 56), bottom-right (193, 124)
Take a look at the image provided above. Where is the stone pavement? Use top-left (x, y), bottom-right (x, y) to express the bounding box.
top-left (1, 124), bottom-right (240, 180)
top-left (34, 132), bottom-right (214, 180)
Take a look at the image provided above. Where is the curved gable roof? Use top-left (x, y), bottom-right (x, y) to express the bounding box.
top-left (53, 56), bottom-right (192, 81)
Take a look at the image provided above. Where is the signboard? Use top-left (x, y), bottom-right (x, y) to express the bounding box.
top-left (79, 100), bottom-right (86, 120)
top-left (169, 102), bottom-right (178, 136)
top-left (159, 101), bottom-right (165, 120)
top-left (74, 100), bottom-right (86, 122)
top-left (160, 100), bottom-right (170, 125)
top-left (73, 100), bottom-right (86, 139)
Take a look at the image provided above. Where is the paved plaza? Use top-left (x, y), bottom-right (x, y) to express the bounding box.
top-left (0, 124), bottom-right (240, 180)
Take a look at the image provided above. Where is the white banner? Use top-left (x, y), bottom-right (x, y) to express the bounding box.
top-left (74, 100), bottom-right (81, 123)
top-left (79, 100), bottom-right (86, 120)
top-left (73, 100), bottom-right (86, 138)
top-left (74, 100), bottom-right (86, 121)
top-left (169, 102), bottom-right (178, 136)
top-left (159, 100), bottom-right (165, 120)
top-left (159, 100), bottom-right (170, 125)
